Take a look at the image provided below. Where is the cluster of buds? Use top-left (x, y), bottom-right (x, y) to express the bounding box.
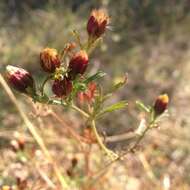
top-left (6, 48), bottom-right (89, 98)
top-left (5, 9), bottom-right (109, 100)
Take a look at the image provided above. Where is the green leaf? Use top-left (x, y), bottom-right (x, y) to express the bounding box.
top-left (98, 100), bottom-right (128, 117)
top-left (93, 94), bottom-right (103, 114)
top-left (84, 71), bottom-right (106, 84)
top-left (70, 82), bottom-right (87, 101)
top-left (74, 82), bottom-right (87, 91)
top-left (136, 100), bottom-right (150, 113)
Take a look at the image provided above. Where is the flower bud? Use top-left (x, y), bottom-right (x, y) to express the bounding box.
top-left (87, 9), bottom-right (109, 38)
top-left (52, 78), bottom-right (72, 97)
top-left (6, 65), bottom-right (35, 95)
top-left (40, 48), bottom-right (61, 73)
top-left (68, 51), bottom-right (88, 79)
top-left (153, 94), bottom-right (169, 116)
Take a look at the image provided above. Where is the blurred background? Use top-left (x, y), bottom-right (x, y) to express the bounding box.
top-left (0, 0), bottom-right (190, 189)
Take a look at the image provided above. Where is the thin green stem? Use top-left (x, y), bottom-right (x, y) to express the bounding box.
top-left (41, 75), bottom-right (52, 96)
top-left (72, 30), bottom-right (83, 49)
top-left (35, 95), bottom-right (90, 118)
top-left (91, 119), bottom-right (118, 159)
top-left (71, 104), bottom-right (90, 118)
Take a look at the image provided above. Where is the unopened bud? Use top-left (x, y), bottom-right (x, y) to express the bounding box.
top-left (52, 78), bottom-right (72, 97)
top-left (68, 50), bottom-right (88, 79)
top-left (6, 65), bottom-right (35, 95)
top-left (87, 9), bottom-right (109, 39)
top-left (154, 94), bottom-right (169, 116)
top-left (40, 48), bottom-right (61, 73)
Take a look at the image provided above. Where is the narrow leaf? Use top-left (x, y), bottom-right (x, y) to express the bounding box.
top-left (136, 100), bottom-right (150, 113)
top-left (99, 100), bottom-right (128, 116)
top-left (84, 71), bottom-right (106, 84)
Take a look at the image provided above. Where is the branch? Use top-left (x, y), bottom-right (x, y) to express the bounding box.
top-left (87, 120), bottom-right (153, 189)
top-left (91, 119), bottom-right (118, 159)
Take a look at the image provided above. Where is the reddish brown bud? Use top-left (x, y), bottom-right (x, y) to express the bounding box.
top-left (87, 9), bottom-right (109, 38)
top-left (68, 51), bottom-right (88, 79)
top-left (40, 48), bottom-right (61, 73)
top-left (52, 78), bottom-right (72, 97)
top-left (6, 65), bottom-right (35, 94)
top-left (154, 94), bottom-right (169, 116)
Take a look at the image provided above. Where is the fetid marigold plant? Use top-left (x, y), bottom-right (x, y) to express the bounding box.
top-left (4, 9), bottom-right (169, 189)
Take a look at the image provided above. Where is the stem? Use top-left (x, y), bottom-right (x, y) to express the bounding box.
top-left (88, 120), bottom-right (155, 188)
top-left (86, 36), bottom-right (102, 56)
top-left (41, 75), bottom-right (52, 96)
top-left (73, 30), bottom-right (83, 49)
top-left (37, 96), bottom-right (89, 119)
top-left (91, 120), bottom-right (118, 158)
top-left (0, 74), bottom-right (68, 189)
top-left (71, 104), bottom-right (89, 118)
top-left (86, 36), bottom-right (96, 54)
